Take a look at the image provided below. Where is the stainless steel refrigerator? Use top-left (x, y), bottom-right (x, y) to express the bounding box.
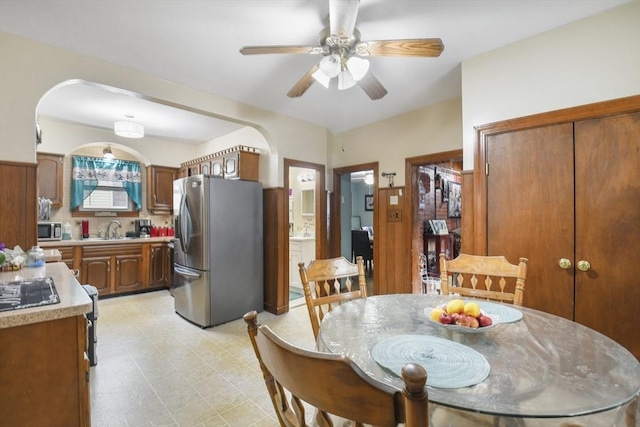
top-left (173, 175), bottom-right (263, 327)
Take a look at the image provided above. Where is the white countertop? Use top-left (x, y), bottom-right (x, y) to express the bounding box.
top-left (38, 236), bottom-right (174, 247)
top-left (289, 236), bottom-right (316, 241)
top-left (0, 262), bottom-right (92, 329)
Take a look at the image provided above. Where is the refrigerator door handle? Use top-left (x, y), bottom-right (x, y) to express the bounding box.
top-left (174, 265), bottom-right (201, 279)
top-left (178, 193), bottom-right (191, 253)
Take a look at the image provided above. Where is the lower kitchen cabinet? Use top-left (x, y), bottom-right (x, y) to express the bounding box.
top-left (0, 315), bottom-right (90, 427)
top-left (149, 242), bottom-right (171, 288)
top-left (80, 244), bottom-right (144, 295)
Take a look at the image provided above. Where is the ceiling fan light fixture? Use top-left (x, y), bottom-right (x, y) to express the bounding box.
top-left (114, 115), bottom-right (144, 139)
top-left (319, 54), bottom-right (340, 78)
top-left (312, 68), bottom-right (332, 88)
top-left (338, 69), bottom-right (356, 90)
top-left (347, 56), bottom-right (369, 81)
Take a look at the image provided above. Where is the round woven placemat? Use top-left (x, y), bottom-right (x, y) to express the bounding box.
top-left (371, 334), bottom-right (490, 389)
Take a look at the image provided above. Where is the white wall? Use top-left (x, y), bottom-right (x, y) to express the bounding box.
top-left (330, 97), bottom-right (463, 187)
top-left (461, 2), bottom-right (640, 169)
top-left (0, 31), bottom-right (328, 188)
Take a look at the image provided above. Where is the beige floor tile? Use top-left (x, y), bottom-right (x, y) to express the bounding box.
top-left (91, 290), bottom-right (315, 426)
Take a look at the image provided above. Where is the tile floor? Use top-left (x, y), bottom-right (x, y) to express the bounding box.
top-left (90, 290), bottom-right (315, 427)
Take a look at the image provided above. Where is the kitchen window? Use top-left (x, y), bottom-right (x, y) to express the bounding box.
top-left (71, 156), bottom-right (142, 215)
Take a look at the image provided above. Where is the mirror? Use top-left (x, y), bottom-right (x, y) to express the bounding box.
top-left (301, 189), bottom-right (315, 216)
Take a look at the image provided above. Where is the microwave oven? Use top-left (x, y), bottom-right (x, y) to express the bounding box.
top-left (38, 221), bottom-right (62, 241)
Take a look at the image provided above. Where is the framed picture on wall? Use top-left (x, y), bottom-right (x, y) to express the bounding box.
top-left (365, 194), bottom-right (374, 211)
top-left (448, 182), bottom-right (461, 218)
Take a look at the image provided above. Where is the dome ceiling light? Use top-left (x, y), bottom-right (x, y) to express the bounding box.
top-left (114, 115), bottom-right (144, 139)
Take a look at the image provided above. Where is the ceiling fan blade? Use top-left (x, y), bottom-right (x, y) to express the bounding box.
top-left (240, 45), bottom-right (321, 55)
top-left (356, 38), bottom-right (444, 57)
top-left (287, 63), bottom-right (321, 98)
top-left (357, 71), bottom-right (387, 100)
top-left (329, 0), bottom-right (360, 38)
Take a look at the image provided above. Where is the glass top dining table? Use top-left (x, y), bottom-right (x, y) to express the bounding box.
top-left (316, 294), bottom-right (640, 422)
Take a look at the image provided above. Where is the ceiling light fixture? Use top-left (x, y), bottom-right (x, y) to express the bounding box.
top-left (103, 146), bottom-right (115, 159)
top-left (312, 51), bottom-right (370, 91)
top-left (364, 173), bottom-right (374, 185)
top-left (114, 115), bottom-right (144, 139)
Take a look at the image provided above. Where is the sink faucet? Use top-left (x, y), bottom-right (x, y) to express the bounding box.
top-left (105, 220), bottom-right (121, 240)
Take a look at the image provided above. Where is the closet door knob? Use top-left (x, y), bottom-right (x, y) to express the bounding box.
top-left (559, 258), bottom-right (572, 269)
top-left (577, 260), bottom-right (591, 272)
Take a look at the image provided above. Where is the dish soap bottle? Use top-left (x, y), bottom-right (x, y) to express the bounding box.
top-left (62, 222), bottom-right (72, 240)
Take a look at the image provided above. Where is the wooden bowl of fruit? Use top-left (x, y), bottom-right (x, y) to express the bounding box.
top-left (427, 299), bottom-right (498, 333)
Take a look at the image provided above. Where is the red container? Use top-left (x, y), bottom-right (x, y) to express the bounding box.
top-left (81, 220), bottom-right (89, 239)
top-left (150, 226), bottom-right (157, 237)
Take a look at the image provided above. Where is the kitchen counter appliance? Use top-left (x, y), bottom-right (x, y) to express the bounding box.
top-left (173, 175), bottom-right (263, 327)
top-left (134, 219), bottom-right (151, 237)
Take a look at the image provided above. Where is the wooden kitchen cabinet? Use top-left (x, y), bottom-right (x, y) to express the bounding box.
top-left (146, 165), bottom-right (178, 214)
top-left (180, 147), bottom-right (260, 181)
top-left (0, 315), bottom-right (90, 427)
top-left (0, 161), bottom-right (37, 250)
top-left (225, 151), bottom-right (259, 181)
top-left (80, 244), bottom-right (144, 295)
top-left (37, 153), bottom-right (64, 208)
top-left (149, 242), bottom-right (170, 288)
top-left (475, 97), bottom-right (639, 358)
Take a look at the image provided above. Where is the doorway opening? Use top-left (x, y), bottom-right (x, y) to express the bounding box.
top-left (406, 150), bottom-right (463, 293)
top-left (284, 159), bottom-right (326, 309)
top-left (331, 162), bottom-right (378, 295)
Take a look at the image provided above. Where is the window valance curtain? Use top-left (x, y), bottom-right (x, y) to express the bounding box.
top-left (71, 156), bottom-right (142, 210)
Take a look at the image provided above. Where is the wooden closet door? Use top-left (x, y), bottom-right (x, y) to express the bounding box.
top-left (574, 112), bottom-right (640, 356)
top-left (486, 124), bottom-right (575, 319)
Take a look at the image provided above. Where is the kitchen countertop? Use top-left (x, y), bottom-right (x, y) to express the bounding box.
top-left (38, 236), bottom-right (175, 247)
top-left (0, 262), bottom-right (92, 329)
top-left (289, 235), bottom-right (316, 241)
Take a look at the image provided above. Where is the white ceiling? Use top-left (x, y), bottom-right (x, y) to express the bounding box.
top-left (1, 0), bottom-right (633, 143)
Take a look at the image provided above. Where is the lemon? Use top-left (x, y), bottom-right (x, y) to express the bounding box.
top-left (446, 299), bottom-right (465, 314)
top-left (464, 301), bottom-right (481, 318)
top-left (430, 307), bottom-right (445, 321)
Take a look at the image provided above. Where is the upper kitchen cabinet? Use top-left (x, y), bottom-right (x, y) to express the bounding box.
top-left (146, 165), bottom-right (178, 214)
top-left (37, 153), bottom-right (64, 208)
top-left (180, 146), bottom-right (260, 181)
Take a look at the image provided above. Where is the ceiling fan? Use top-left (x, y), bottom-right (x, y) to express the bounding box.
top-left (239, 0), bottom-right (444, 100)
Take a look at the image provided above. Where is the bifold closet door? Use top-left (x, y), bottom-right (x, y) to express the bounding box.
top-left (486, 123), bottom-right (575, 320)
top-left (574, 112), bottom-right (640, 357)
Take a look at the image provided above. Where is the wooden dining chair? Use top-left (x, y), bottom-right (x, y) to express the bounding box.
top-left (298, 256), bottom-right (367, 340)
top-left (439, 253), bottom-right (528, 306)
top-left (244, 311), bottom-right (429, 427)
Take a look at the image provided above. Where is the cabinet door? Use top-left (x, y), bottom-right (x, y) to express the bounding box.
top-left (486, 123), bottom-right (575, 319)
top-left (80, 256), bottom-right (112, 295)
top-left (200, 161), bottom-right (210, 175)
top-left (149, 244), bottom-right (169, 287)
top-left (37, 153), bottom-right (64, 208)
top-left (115, 254), bottom-right (143, 292)
top-left (147, 166), bottom-right (178, 213)
top-left (574, 112), bottom-right (640, 356)
top-left (211, 157), bottom-right (224, 177)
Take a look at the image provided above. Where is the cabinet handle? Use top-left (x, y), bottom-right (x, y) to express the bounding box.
top-left (558, 258), bottom-right (572, 269)
top-left (577, 260), bottom-right (591, 272)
